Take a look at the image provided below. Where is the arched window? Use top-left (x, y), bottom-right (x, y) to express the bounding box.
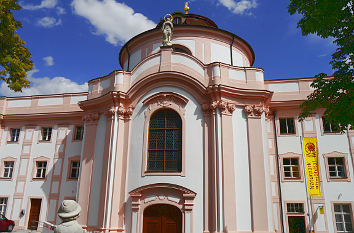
top-left (147, 109), bottom-right (182, 172)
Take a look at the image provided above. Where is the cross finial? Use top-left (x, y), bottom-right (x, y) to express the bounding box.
top-left (184, 2), bottom-right (190, 14)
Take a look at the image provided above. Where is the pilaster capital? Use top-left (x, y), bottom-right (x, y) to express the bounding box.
top-left (82, 112), bottom-right (100, 125)
top-left (244, 104), bottom-right (269, 118)
top-left (117, 103), bottom-right (134, 120)
top-left (104, 106), bottom-right (116, 120)
top-left (202, 100), bottom-right (236, 115)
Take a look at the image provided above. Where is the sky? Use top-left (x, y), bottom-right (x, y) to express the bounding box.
top-left (1, 0), bottom-right (336, 96)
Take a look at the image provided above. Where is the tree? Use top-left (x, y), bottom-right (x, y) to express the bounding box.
top-left (0, 0), bottom-right (33, 92)
top-left (288, 0), bottom-right (354, 130)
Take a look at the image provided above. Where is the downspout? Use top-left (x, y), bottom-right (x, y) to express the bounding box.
top-left (272, 111), bottom-right (285, 233)
top-left (125, 46), bottom-right (131, 71)
top-left (299, 122), bottom-right (313, 233)
top-left (215, 108), bottom-right (223, 232)
top-left (346, 129), bottom-right (354, 170)
top-left (230, 35), bottom-right (235, 66)
top-left (105, 107), bottom-right (119, 231)
top-left (76, 122), bottom-right (87, 201)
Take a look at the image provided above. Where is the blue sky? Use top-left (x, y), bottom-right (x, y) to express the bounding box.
top-left (1, 0), bottom-right (336, 96)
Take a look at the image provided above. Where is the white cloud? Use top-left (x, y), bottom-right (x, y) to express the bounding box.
top-left (56, 7), bottom-right (66, 15)
top-left (43, 56), bottom-right (54, 66)
top-left (0, 69), bottom-right (88, 97)
top-left (219, 0), bottom-right (257, 14)
top-left (72, 0), bottom-right (156, 45)
top-left (37, 17), bottom-right (62, 28)
top-left (21, 0), bottom-right (57, 10)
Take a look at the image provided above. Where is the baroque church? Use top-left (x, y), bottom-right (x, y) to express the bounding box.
top-left (0, 7), bottom-right (353, 233)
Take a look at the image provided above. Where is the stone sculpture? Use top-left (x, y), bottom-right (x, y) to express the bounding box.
top-left (54, 200), bottom-right (83, 233)
top-left (161, 14), bottom-right (174, 47)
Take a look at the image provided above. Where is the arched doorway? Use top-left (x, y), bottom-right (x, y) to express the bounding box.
top-left (143, 204), bottom-right (182, 233)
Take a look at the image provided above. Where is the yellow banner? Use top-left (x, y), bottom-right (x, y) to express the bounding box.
top-left (303, 137), bottom-right (321, 196)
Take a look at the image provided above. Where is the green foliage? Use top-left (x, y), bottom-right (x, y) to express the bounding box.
top-left (0, 0), bottom-right (33, 92)
top-left (288, 0), bottom-right (354, 130)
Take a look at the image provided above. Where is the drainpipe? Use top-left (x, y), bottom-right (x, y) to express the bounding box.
top-left (230, 35), bottom-right (235, 66)
top-left (105, 107), bottom-right (119, 231)
top-left (215, 108), bottom-right (223, 232)
top-left (273, 111), bottom-right (285, 233)
top-left (346, 129), bottom-right (354, 170)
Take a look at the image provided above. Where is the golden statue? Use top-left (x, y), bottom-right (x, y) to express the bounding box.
top-left (184, 2), bottom-right (190, 14)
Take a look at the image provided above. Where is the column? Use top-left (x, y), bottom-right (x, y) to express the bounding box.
top-left (77, 112), bottom-right (99, 226)
top-left (244, 105), bottom-right (270, 232)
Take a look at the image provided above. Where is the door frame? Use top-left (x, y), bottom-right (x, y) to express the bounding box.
top-left (129, 183), bottom-right (196, 233)
top-left (26, 197), bottom-right (43, 230)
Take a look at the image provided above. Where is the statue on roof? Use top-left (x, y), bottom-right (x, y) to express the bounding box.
top-left (161, 14), bottom-right (173, 47)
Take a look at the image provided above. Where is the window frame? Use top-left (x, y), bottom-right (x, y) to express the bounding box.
top-left (279, 152), bottom-right (304, 182)
top-left (284, 201), bottom-right (308, 233)
top-left (32, 157), bottom-right (50, 180)
top-left (0, 197), bottom-right (8, 216)
top-left (0, 157), bottom-right (16, 180)
top-left (8, 128), bottom-right (21, 143)
top-left (141, 92), bottom-right (188, 177)
top-left (320, 117), bottom-right (341, 134)
top-left (279, 117), bottom-right (296, 135)
top-left (323, 152), bottom-right (351, 182)
top-left (146, 109), bottom-right (182, 173)
top-left (67, 156), bottom-right (81, 180)
top-left (73, 125), bottom-right (84, 141)
top-left (40, 127), bottom-right (53, 142)
top-left (331, 202), bottom-right (354, 233)
top-left (276, 111), bottom-right (299, 137)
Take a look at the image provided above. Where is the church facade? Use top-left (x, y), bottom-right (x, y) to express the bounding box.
top-left (0, 12), bottom-right (353, 233)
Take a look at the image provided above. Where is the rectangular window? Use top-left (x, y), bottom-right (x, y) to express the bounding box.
top-left (3, 161), bottom-right (14, 178)
top-left (323, 117), bottom-right (340, 133)
top-left (283, 158), bottom-right (300, 179)
top-left (328, 157), bottom-right (346, 178)
top-left (69, 161), bottom-right (80, 179)
top-left (279, 118), bottom-right (296, 134)
top-left (35, 161), bottom-right (47, 178)
top-left (74, 126), bottom-right (84, 140)
top-left (334, 204), bottom-right (353, 233)
top-left (9, 128), bottom-right (20, 142)
top-left (287, 203), bottom-right (304, 213)
top-left (41, 127), bottom-right (52, 141)
top-left (0, 198), bottom-right (7, 215)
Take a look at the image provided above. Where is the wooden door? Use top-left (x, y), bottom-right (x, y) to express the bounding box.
top-left (288, 216), bottom-right (306, 233)
top-left (143, 204), bottom-right (182, 233)
top-left (28, 199), bottom-right (42, 230)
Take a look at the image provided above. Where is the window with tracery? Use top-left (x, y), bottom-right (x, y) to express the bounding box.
top-left (147, 109), bottom-right (182, 172)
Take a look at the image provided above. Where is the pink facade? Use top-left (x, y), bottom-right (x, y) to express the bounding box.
top-left (0, 12), bottom-right (353, 233)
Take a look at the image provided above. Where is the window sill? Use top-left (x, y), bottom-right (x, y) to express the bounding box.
top-left (67, 177), bottom-right (79, 181)
top-left (0, 177), bottom-right (13, 180)
top-left (279, 133), bottom-right (297, 136)
top-left (6, 141), bottom-right (19, 144)
top-left (38, 140), bottom-right (52, 143)
top-left (327, 177), bottom-right (350, 182)
top-left (32, 177), bottom-right (46, 181)
top-left (282, 178), bottom-right (304, 182)
top-left (143, 171), bottom-right (185, 177)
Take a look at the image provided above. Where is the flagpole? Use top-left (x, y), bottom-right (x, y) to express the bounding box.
top-left (299, 122), bottom-right (314, 233)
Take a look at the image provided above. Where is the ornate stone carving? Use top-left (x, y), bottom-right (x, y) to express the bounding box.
top-left (104, 106), bottom-right (116, 120)
top-left (82, 112), bottom-right (99, 124)
top-left (117, 103), bottom-right (134, 120)
top-left (143, 92), bottom-right (188, 117)
top-left (244, 104), bottom-right (269, 118)
top-left (202, 100), bottom-right (236, 115)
